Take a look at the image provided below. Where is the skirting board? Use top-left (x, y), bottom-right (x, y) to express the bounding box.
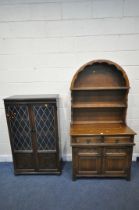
top-left (0, 153), bottom-right (139, 162)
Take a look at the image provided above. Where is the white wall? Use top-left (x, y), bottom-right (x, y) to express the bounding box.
top-left (0, 0), bottom-right (139, 161)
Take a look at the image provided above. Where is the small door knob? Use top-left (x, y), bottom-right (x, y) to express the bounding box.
top-left (76, 139), bottom-right (80, 143)
top-left (115, 139), bottom-right (119, 143)
top-left (101, 136), bottom-right (104, 143)
top-left (86, 139), bottom-right (91, 144)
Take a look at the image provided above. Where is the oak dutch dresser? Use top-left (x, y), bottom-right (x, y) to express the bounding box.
top-left (70, 60), bottom-right (136, 180)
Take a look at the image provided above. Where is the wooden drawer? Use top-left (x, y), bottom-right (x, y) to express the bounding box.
top-left (104, 136), bottom-right (132, 144)
top-left (72, 136), bottom-right (102, 144)
top-left (72, 136), bottom-right (133, 145)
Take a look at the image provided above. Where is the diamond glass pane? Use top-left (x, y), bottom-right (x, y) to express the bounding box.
top-left (33, 104), bottom-right (56, 150)
top-left (7, 104), bottom-right (32, 150)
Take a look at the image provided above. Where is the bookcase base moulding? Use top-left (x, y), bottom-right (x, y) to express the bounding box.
top-left (4, 95), bottom-right (61, 175)
top-left (70, 59), bottom-right (136, 181)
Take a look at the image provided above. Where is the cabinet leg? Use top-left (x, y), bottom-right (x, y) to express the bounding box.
top-left (72, 169), bottom-right (76, 181)
top-left (72, 175), bottom-right (76, 181)
top-left (126, 172), bottom-right (131, 181)
top-left (126, 175), bottom-right (131, 181)
top-left (126, 169), bottom-right (131, 181)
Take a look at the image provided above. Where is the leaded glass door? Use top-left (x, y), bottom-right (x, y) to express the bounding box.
top-left (6, 103), bottom-right (35, 171)
top-left (5, 96), bottom-right (61, 174)
top-left (32, 103), bottom-right (59, 171)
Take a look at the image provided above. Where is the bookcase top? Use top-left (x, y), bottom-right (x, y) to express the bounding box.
top-left (4, 94), bottom-right (59, 101)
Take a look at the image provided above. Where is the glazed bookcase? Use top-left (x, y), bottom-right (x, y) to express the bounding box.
top-left (70, 60), bottom-right (136, 180)
top-left (4, 95), bottom-right (61, 175)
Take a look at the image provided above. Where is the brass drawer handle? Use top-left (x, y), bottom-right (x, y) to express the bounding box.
top-left (76, 139), bottom-right (80, 143)
top-left (86, 139), bottom-right (91, 144)
top-left (101, 136), bottom-right (104, 143)
top-left (115, 139), bottom-right (119, 143)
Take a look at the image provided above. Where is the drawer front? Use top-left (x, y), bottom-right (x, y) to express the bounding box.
top-left (72, 136), bottom-right (133, 145)
top-left (104, 136), bottom-right (132, 144)
top-left (72, 136), bottom-right (102, 144)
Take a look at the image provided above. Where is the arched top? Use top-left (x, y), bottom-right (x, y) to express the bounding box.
top-left (70, 59), bottom-right (129, 89)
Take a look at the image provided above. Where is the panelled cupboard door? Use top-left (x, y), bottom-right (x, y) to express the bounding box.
top-left (103, 147), bottom-right (130, 176)
top-left (32, 103), bottom-right (59, 171)
top-left (5, 103), bottom-right (35, 172)
top-left (74, 148), bottom-right (102, 176)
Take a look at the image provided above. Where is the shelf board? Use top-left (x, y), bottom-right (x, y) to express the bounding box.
top-left (70, 123), bottom-right (136, 135)
top-left (72, 121), bottom-right (124, 124)
top-left (71, 87), bottom-right (129, 91)
top-left (72, 102), bottom-right (126, 108)
top-left (71, 143), bottom-right (135, 147)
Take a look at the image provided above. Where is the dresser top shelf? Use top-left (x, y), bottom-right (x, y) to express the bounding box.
top-left (71, 87), bottom-right (129, 90)
top-left (70, 123), bottom-right (136, 136)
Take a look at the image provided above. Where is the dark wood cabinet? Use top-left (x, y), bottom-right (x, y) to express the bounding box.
top-left (70, 60), bottom-right (136, 180)
top-left (4, 95), bottom-right (61, 175)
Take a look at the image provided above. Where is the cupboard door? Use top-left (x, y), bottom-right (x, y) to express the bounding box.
top-left (74, 148), bottom-right (101, 176)
top-left (103, 148), bottom-right (129, 176)
top-left (6, 104), bottom-right (35, 171)
top-left (32, 103), bottom-right (58, 171)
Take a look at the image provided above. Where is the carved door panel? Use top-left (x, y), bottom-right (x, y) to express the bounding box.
top-left (75, 148), bottom-right (102, 176)
top-left (103, 148), bottom-right (129, 176)
top-left (6, 104), bottom-right (35, 171)
top-left (32, 103), bottom-right (58, 171)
